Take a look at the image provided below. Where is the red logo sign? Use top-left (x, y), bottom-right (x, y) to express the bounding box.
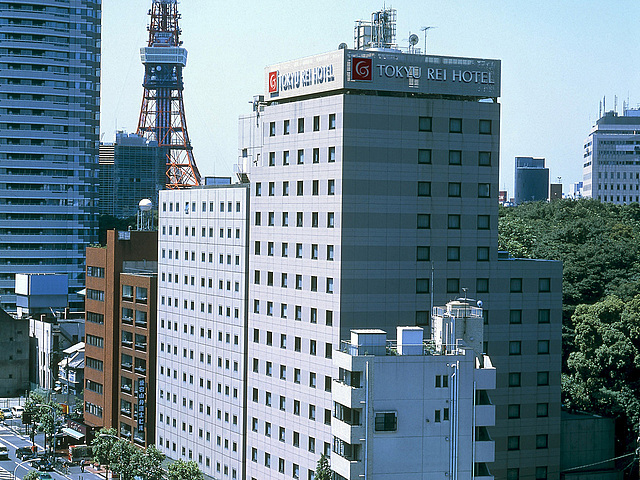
top-left (268, 71), bottom-right (278, 93)
top-left (352, 58), bottom-right (372, 81)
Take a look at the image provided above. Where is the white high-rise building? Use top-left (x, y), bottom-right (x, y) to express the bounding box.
top-left (583, 108), bottom-right (640, 203)
top-left (157, 10), bottom-right (562, 480)
top-left (156, 185), bottom-right (249, 479)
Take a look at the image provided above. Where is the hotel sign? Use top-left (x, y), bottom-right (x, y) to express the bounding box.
top-left (265, 49), bottom-right (500, 100)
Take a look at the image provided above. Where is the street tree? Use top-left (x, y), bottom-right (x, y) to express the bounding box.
top-left (166, 459), bottom-right (204, 480)
top-left (315, 453), bottom-right (332, 480)
top-left (134, 445), bottom-right (165, 480)
top-left (91, 427), bottom-right (118, 473)
top-left (109, 439), bottom-right (139, 480)
top-left (23, 471), bottom-right (40, 480)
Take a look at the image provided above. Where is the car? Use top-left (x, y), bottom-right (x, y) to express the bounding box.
top-left (11, 406), bottom-right (24, 418)
top-left (0, 446), bottom-right (8, 460)
top-left (1, 408), bottom-right (12, 419)
top-left (15, 446), bottom-right (37, 461)
top-left (35, 458), bottom-right (53, 471)
top-left (38, 474), bottom-right (53, 480)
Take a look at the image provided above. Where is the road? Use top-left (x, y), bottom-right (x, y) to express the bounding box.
top-left (0, 418), bottom-right (102, 480)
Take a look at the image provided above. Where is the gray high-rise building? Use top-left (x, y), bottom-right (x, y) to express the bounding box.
top-left (0, 0), bottom-right (101, 311)
top-left (514, 156), bottom-right (549, 205)
top-left (98, 133), bottom-right (162, 218)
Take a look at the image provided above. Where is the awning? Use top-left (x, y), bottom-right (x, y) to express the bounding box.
top-left (62, 427), bottom-right (85, 440)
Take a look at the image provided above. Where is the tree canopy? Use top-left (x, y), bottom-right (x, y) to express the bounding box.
top-left (166, 459), bottom-right (204, 480)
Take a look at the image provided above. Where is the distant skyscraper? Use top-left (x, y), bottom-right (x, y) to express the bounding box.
top-left (98, 133), bottom-right (162, 218)
top-left (0, 1), bottom-right (101, 311)
top-left (583, 108), bottom-right (640, 204)
top-left (514, 156), bottom-right (549, 205)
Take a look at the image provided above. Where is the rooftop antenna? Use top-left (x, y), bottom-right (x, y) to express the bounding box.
top-left (407, 33), bottom-right (419, 53)
top-left (420, 26), bottom-right (436, 54)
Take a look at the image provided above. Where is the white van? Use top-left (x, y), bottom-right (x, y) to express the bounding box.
top-left (11, 406), bottom-right (24, 418)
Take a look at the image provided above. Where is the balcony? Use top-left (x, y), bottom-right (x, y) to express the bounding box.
top-left (475, 440), bottom-right (495, 463)
top-left (134, 343), bottom-right (147, 352)
top-left (122, 363), bottom-right (133, 372)
top-left (135, 319), bottom-right (147, 328)
top-left (475, 404), bottom-right (495, 427)
top-left (332, 419), bottom-right (364, 445)
top-left (120, 408), bottom-right (132, 418)
top-left (134, 366), bottom-right (146, 375)
top-left (121, 340), bottom-right (133, 349)
top-left (133, 433), bottom-right (145, 445)
top-left (331, 453), bottom-right (362, 480)
top-left (332, 379), bottom-right (364, 409)
top-left (120, 384), bottom-right (132, 395)
top-left (122, 316), bottom-right (133, 325)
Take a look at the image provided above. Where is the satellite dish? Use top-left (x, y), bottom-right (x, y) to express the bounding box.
top-left (139, 199), bottom-right (153, 211)
top-left (477, 300), bottom-right (483, 308)
top-left (409, 34), bottom-right (419, 46)
top-left (338, 42), bottom-right (348, 50)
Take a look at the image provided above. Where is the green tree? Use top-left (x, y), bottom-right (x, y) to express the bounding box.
top-left (315, 453), bottom-right (332, 480)
top-left (166, 459), bottom-right (204, 480)
top-left (109, 439), bottom-right (139, 480)
top-left (23, 471), bottom-right (40, 480)
top-left (563, 294), bottom-right (640, 449)
top-left (133, 445), bottom-right (165, 480)
top-left (24, 392), bottom-right (61, 451)
top-left (91, 427), bottom-right (118, 474)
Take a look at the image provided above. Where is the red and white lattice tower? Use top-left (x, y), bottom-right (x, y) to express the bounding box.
top-left (136, 0), bottom-right (201, 189)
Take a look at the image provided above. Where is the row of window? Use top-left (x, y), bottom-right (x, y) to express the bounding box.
top-left (507, 309), bottom-right (551, 324)
top-left (507, 434), bottom-right (548, 450)
top-left (253, 299), bottom-right (335, 320)
top-left (253, 275), bottom-right (334, 297)
top-left (162, 200), bottom-right (242, 214)
top-left (507, 402), bottom-right (549, 419)
top-left (417, 181), bottom-right (491, 198)
top-left (262, 147), bottom-right (337, 167)
top-left (418, 213), bottom-right (491, 230)
top-left (86, 265), bottom-right (104, 278)
top-left (268, 113), bottom-right (336, 136)
top-left (255, 211), bottom-right (335, 228)
top-left (508, 340), bottom-right (551, 355)
top-left (417, 149), bottom-right (492, 166)
top-left (254, 241), bottom-right (334, 260)
top-left (255, 179), bottom-right (335, 196)
top-left (507, 466), bottom-right (548, 480)
top-left (250, 447), bottom-right (319, 480)
top-left (157, 433), bottom-right (239, 478)
top-left (160, 296), bottom-right (242, 320)
top-left (158, 366), bottom-right (238, 397)
top-left (508, 371), bottom-right (550, 387)
top-left (161, 225), bottom-right (243, 241)
top-left (418, 116), bottom-right (492, 135)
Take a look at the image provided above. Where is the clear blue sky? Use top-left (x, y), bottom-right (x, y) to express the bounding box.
top-left (100, 1), bottom-right (640, 194)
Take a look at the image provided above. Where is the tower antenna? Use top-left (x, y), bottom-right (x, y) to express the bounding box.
top-left (420, 26), bottom-right (436, 54)
top-left (136, 0), bottom-right (201, 189)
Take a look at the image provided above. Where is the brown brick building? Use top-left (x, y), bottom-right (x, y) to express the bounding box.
top-left (84, 230), bottom-right (157, 447)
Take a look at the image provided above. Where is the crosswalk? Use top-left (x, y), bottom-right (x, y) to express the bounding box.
top-left (0, 466), bottom-right (12, 480)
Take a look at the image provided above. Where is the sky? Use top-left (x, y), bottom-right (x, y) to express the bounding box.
top-left (100, 1), bottom-right (640, 194)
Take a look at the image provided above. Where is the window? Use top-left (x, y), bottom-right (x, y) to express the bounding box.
top-left (284, 119), bottom-right (290, 135)
top-left (282, 243), bottom-right (289, 257)
top-left (282, 212), bottom-right (289, 226)
top-left (269, 152), bottom-right (275, 166)
top-left (538, 340), bottom-right (550, 354)
top-left (477, 247), bottom-right (490, 261)
top-left (479, 119), bottom-right (492, 134)
top-left (478, 183), bottom-right (491, 198)
top-left (328, 212), bottom-right (335, 228)
top-left (479, 151), bottom-right (491, 166)
top-left (269, 122), bottom-right (276, 136)
top-left (297, 212), bottom-right (303, 227)
top-left (255, 182), bottom-right (262, 196)
top-left (311, 244), bottom-right (318, 259)
top-left (297, 181), bottom-right (304, 196)
top-left (509, 341), bottom-right (521, 355)
top-left (476, 278), bottom-right (489, 293)
top-left (536, 403), bottom-right (549, 417)
top-left (507, 469), bottom-right (519, 480)
top-left (538, 309), bottom-right (550, 324)
top-left (539, 278), bottom-right (551, 292)
top-left (477, 215), bottom-right (490, 229)
top-left (298, 117), bottom-right (304, 133)
top-left (449, 118), bottom-right (462, 133)
top-left (296, 243), bottom-right (303, 258)
top-left (328, 179), bottom-right (335, 195)
top-left (417, 246), bottom-right (430, 261)
top-left (509, 310), bottom-right (522, 324)
top-left (536, 434), bottom-right (548, 449)
top-left (268, 182), bottom-right (275, 195)
top-left (509, 372), bottom-right (521, 387)
top-left (283, 151), bottom-right (290, 166)
top-left (448, 182), bottom-right (461, 197)
top-left (374, 412), bottom-right (397, 431)
top-left (313, 148), bottom-right (319, 163)
top-left (327, 245), bottom-right (334, 261)
top-left (311, 276), bottom-right (318, 292)
top-left (313, 115), bottom-right (320, 131)
top-left (310, 372), bottom-right (316, 388)
top-left (449, 150), bottom-right (462, 165)
top-left (297, 149), bottom-right (304, 164)
top-left (328, 146), bottom-right (336, 163)
top-left (416, 278), bottom-right (430, 294)
top-left (418, 149), bottom-right (432, 164)
top-left (417, 214), bottom-right (430, 229)
top-left (268, 212), bottom-right (275, 226)
top-left (537, 371), bottom-right (550, 386)
top-left (507, 436), bottom-right (520, 451)
top-left (535, 467), bottom-right (548, 480)
top-left (255, 212), bottom-right (261, 226)
top-left (510, 278), bottom-right (523, 292)
top-left (326, 278), bottom-right (334, 294)
top-left (448, 214), bottom-right (460, 229)
top-left (508, 404), bottom-right (520, 419)
top-left (418, 116), bottom-right (432, 132)
top-left (447, 278), bottom-right (459, 294)
top-left (329, 113), bottom-right (336, 129)
top-left (447, 247), bottom-right (460, 261)
top-left (418, 182), bottom-right (431, 196)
